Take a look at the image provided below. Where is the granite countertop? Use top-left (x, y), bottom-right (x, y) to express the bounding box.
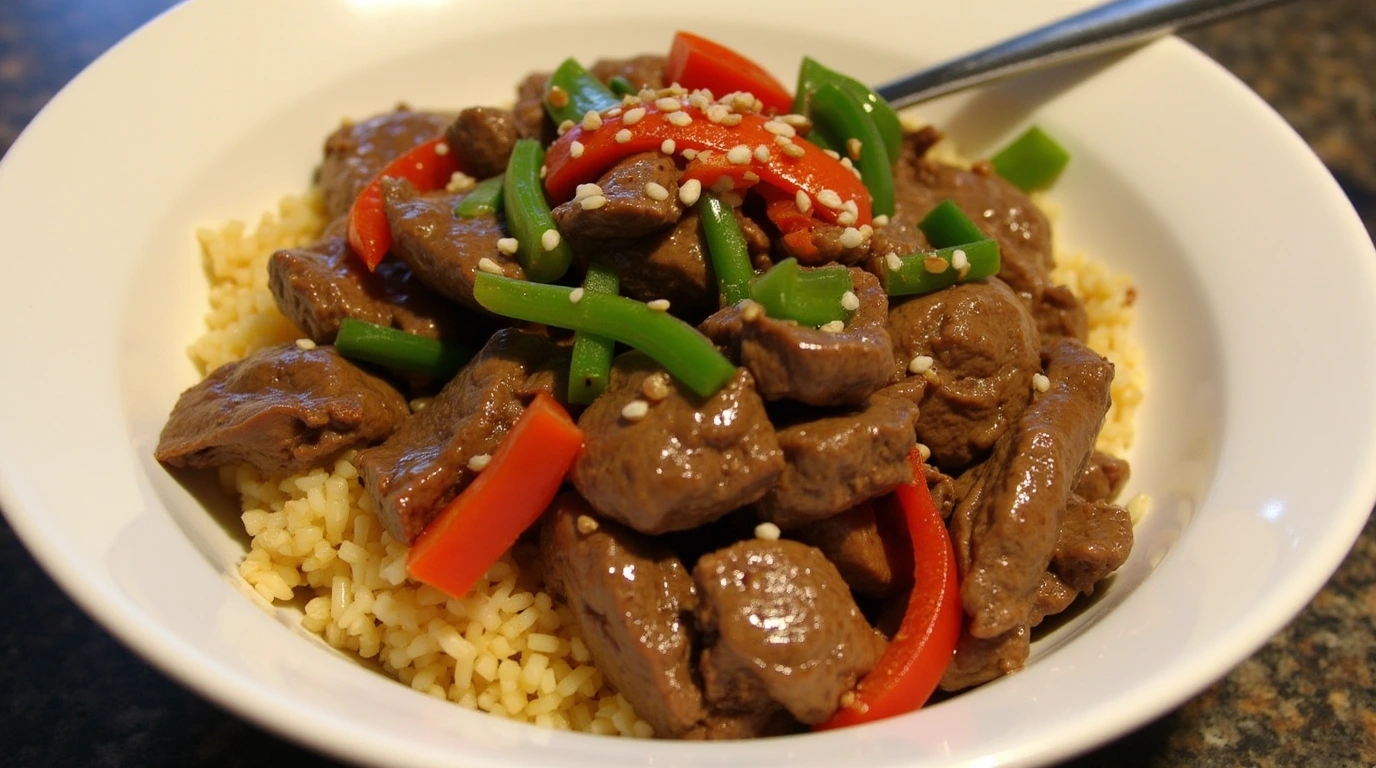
top-left (2, 1), bottom-right (1373, 765)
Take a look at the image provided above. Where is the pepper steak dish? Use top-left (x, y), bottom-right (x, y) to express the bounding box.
top-left (155, 33), bottom-right (1142, 738)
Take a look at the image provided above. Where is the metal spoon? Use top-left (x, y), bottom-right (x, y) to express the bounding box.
top-left (876, 0), bottom-right (1294, 109)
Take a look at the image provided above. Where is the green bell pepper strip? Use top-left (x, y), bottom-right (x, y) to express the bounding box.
top-left (882, 239), bottom-right (1001, 297)
top-left (792, 56), bottom-right (902, 163)
top-left (503, 139), bottom-right (573, 283)
top-left (607, 75), bottom-right (636, 98)
top-left (698, 193), bottom-right (754, 306)
top-left (990, 126), bottom-right (1070, 192)
top-left (568, 265), bottom-right (620, 405)
top-left (808, 83), bottom-right (895, 218)
top-left (918, 199), bottom-right (985, 249)
top-left (543, 58), bottom-right (621, 127)
top-left (749, 258), bottom-right (854, 327)
top-left (453, 174), bottom-right (504, 219)
top-left (334, 318), bottom-right (473, 379)
top-left (472, 273), bottom-right (737, 398)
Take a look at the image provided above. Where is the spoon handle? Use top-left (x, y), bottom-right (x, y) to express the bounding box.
top-left (875, 0), bottom-right (1292, 109)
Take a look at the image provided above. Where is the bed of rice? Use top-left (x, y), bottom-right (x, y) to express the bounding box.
top-left (186, 178), bottom-right (1142, 737)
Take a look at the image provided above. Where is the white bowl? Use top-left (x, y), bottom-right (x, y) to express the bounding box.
top-left (2, 0), bottom-right (1374, 765)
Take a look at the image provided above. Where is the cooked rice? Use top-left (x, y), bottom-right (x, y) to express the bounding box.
top-left (188, 171), bottom-right (1142, 735)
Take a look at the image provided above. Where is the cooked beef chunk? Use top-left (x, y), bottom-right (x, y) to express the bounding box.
top-left (571, 354), bottom-right (783, 534)
top-left (792, 500), bottom-right (905, 598)
top-left (774, 222), bottom-right (872, 266)
top-left (381, 177), bottom-right (522, 311)
top-left (949, 338), bottom-right (1114, 639)
top-left (589, 55), bottom-right (666, 92)
top-left (924, 462), bottom-right (958, 520)
top-left (444, 106), bottom-right (520, 180)
top-left (683, 710), bottom-right (803, 740)
top-left (756, 396), bottom-right (918, 529)
top-left (939, 625), bottom-right (1030, 692)
top-left (1075, 450), bottom-right (1131, 503)
top-left (701, 268), bottom-right (894, 406)
top-left (577, 210), bottom-right (720, 322)
top-left (156, 344), bottom-right (407, 475)
top-left (318, 108), bottom-right (452, 219)
top-left (267, 217), bottom-right (462, 344)
top-left (540, 493), bottom-right (707, 738)
top-left (553, 153), bottom-right (683, 239)
top-left (693, 539), bottom-right (886, 724)
top-left (356, 329), bottom-right (565, 544)
top-left (1037, 283), bottom-right (1090, 342)
top-left (888, 278), bottom-right (1040, 472)
top-left (512, 71), bottom-right (553, 144)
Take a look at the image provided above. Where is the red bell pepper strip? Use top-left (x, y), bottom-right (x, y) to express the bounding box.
top-left (815, 450), bottom-right (962, 730)
top-left (665, 31), bottom-right (794, 114)
top-left (545, 103), bottom-right (871, 227)
top-left (405, 392), bottom-right (583, 599)
top-left (347, 136), bottom-right (462, 271)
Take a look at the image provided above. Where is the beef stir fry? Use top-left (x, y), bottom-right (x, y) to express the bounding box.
top-left (157, 33), bottom-right (1134, 737)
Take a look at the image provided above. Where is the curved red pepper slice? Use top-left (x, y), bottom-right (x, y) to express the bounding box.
top-left (665, 31), bottom-right (794, 114)
top-left (545, 104), bottom-right (871, 228)
top-left (815, 450), bottom-right (962, 730)
top-left (346, 136), bottom-right (462, 271)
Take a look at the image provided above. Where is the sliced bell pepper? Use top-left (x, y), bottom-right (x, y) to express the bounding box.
top-left (665, 31), bottom-right (794, 114)
top-left (504, 138), bottom-right (574, 283)
top-left (918, 198), bottom-right (985, 248)
top-left (990, 125), bottom-right (1071, 192)
top-left (698, 192), bottom-right (755, 306)
top-left (333, 318), bottom-right (472, 379)
top-left (544, 57), bottom-right (621, 128)
top-left (406, 392), bottom-right (583, 600)
top-left (749, 258), bottom-right (854, 327)
top-left (347, 136), bottom-right (462, 271)
top-left (792, 56), bottom-right (903, 163)
top-left (453, 173), bottom-right (504, 219)
top-left (815, 450), bottom-right (961, 730)
top-left (809, 82), bottom-right (895, 218)
top-left (882, 239), bottom-right (1001, 297)
top-left (545, 102), bottom-right (871, 228)
top-left (567, 264), bottom-right (620, 405)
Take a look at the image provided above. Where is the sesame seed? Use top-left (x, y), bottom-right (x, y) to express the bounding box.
top-left (779, 113), bottom-right (810, 127)
top-left (742, 171), bottom-right (759, 183)
top-left (846, 137), bottom-right (862, 160)
top-left (763, 120), bottom-right (796, 138)
top-left (1032, 373), bottom-right (1051, 393)
top-left (719, 113), bottom-right (743, 126)
top-left (885, 253), bottom-right (904, 272)
top-left (496, 238), bottom-right (519, 255)
top-left (840, 156), bottom-right (855, 170)
top-left (646, 299), bottom-right (671, 311)
top-left (859, 224), bottom-right (873, 239)
top-left (434, 141), bottom-right (450, 156)
top-left (641, 373), bottom-right (672, 402)
top-left (705, 104), bottom-right (730, 124)
top-left (951, 248), bottom-right (969, 271)
top-left (615, 128), bottom-right (632, 144)
top-left (840, 290), bottom-right (860, 311)
top-left (638, 87), bottom-right (657, 102)
top-left (660, 138), bottom-right (676, 154)
top-left (839, 691), bottom-right (856, 708)
top-left (621, 94), bottom-right (641, 107)
top-left (816, 188), bottom-right (843, 209)
top-left (873, 214), bottom-right (891, 227)
top-left (294, 338), bottom-right (317, 350)
top-left (730, 92), bottom-right (756, 111)
top-left (710, 176), bottom-right (735, 194)
top-left (923, 256), bottom-right (949, 273)
top-left (446, 171), bottom-right (476, 193)
top-left (823, 149), bottom-right (841, 160)
top-left (843, 199), bottom-right (859, 216)
top-left (579, 193), bottom-right (607, 210)
top-left (774, 134), bottom-right (794, 147)
top-left (917, 443), bottom-right (932, 461)
top-left (557, 119), bottom-right (574, 136)
top-left (754, 522), bottom-right (782, 541)
top-left (581, 110), bottom-right (602, 131)
top-left (569, 140), bottom-right (585, 159)
top-left (795, 190), bottom-right (812, 213)
top-left (467, 453), bottom-right (492, 471)
top-left (679, 178), bottom-right (703, 206)
top-left (644, 182), bottom-right (670, 201)
top-left (539, 164), bottom-right (548, 179)
top-left (622, 107), bottom-right (646, 125)
top-left (839, 228), bottom-right (863, 250)
top-left (576, 515), bottom-right (600, 534)
top-left (837, 210), bottom-right (857, 226)
top-left (739, 299), bottom-right (763, 322)
top-left (782, 142), bottom-right (806, 158)
top-left (654, 97), bottom-right (682, 112)
top-left (681, 148), bottom-right (698, 161)
top-left (547, 86), bottom-right (569, 108)
top-left (753, 144), bottom-right (771, 163)
top-left (408, 397), bottom-right (432, 412)
top-left (819, 320), bottom-right (846, 333)
top-left (666, 110), bottom-right (693, 127)
top-left (621, 399), bottom-right (650, 421)
top-left (541, 229), bottom-right (561, 252)
top-left (726, 145), bottom-right (752, 165)
top-left (909, 355), bottom-right (934, 374)
top-left (687, 91), bottom-right (712, 110)
top-left (477, 257), bottom-right (505, 275)
top-left (574, 182), bottom-right (604, 200)
top-left (606, 106), bottom-right (623, 117)
top-left (568, 287), bottom-right (585, 304)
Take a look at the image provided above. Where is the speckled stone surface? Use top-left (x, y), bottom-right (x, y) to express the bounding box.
top-left (1, 1), bottom-right (1373, 765)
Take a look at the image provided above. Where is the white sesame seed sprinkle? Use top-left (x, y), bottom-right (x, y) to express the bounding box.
top-left (846, 137), bottom-right (862, 160)
top-left (496, 238), bottom-right (519, 255)
top-left (579, 193), bottom-right (607, 210)
top-left (782, 142), bottom-right (806, 159)
top-left (753, 144), bottom-right (771, 163)
top-left (1033, 373), bottom-right (1051, 393)
top-left (679, 178), bottom-right (703, 206)
top-left (477, 257), bottom-right (505, 275)
top-left (917, 443), bottom-right (932, 461)
top-left (576, 515), bottom-right (600, 534)
top-left (569, 140), bottom-right (585, 159)
top-left (660, 138), bottom-right (676, 155)
top-left (638, 88), bottom-right (657, 102)
top-left (764, 120), bottom-right (797, 138)
top-left (705, 104), bottom-right (730, 124)
top-left (574, 183), bottom-right (604, 200)
top-left (924, 256), bottom-right (949, 274)
top-left (541, 229), bottom-right (561, 252)
top-left (710, 176), bottom-right (735, 194)
top-left (840, 290), bottom-right (860, 311)
top-left (816, 188), bottom-right (843, 209)
top-left (885, 253), bottom-right (904, 272)
top-left (557, 119), bottom-right (575, 136)
top-left (644, 182), bottom-right (669, 201)
top-left (581, 110), bottom-right (602, 131)
top-left (646, 299), bottom-right (671, 311)
top-left (622, 107), bottom-right (646, 125)
top-left (843, 199), bottom-right (859, 216)
top-left (434, 142), bottom-right (450, 156)
top-left (740, 299), bottom-right (763, 322)
top-left (568, 287), bottom-right (585, 304)
top-left (719, 113), bottom-right (742, 126)
top-left (873, 214), bottom-right (891, 227)
top-left (795, 190), bottom-right (812, 213)
top-left (295, 338), bottom-right (317, 350)
top-left (909, 355), bottom-right (935, 374)
top-left (467, 453), bottom-right (492, 471)
top-left (666, 110), bottom-right (693, 127)
top-left (615, 128), bottom-right (632, 144)
top-left (839, 228), bottom-right (864, 250)
top-left (951, 249), bottom-right (969, 271)
top-left (606, 106), bottom-right (623, 117)
top-left (823, 149), bottom-right (841, 160)
top-left (754, 522), bottom-right (782, 541)
top-left (727, 145), bottom-right (752, 165)
top-left (641, 373), bottom-right (672, 402)
top-left (680, 148), bottom-right (698, 161)
top-left (446, 171), bottom-right (476, 193)
top-left (819, 320), bottom-right (846, 333)
top-left (621, 399), bottom-right (650, 421)
top-left (837, 210), bottom-right (858, 226)
top-left (654, 97), bottom-right (682, 112)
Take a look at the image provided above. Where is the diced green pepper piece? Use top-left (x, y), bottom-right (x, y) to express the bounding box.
top-left (990, 126), bottom-right (1070, 192)
top-left (698, 193), bottom-right (755, 306)
top-left (749, 258), bottom-right (854, 327)
top-left (568, 265), bottom-right (620, 405)
top-left (544, 58), bottom-right (621, 127)
top-left (334, 318), bottom-right (472, 379)
top-left (792, 56), bottom-right (902, 163)
top-left (918, 199), bottom-right (985, 248)
top-left (473, 273), bottom-right (737, 397)
top-left (881, 239), bottom-right (1001, 297)
top-left (607, 75), bottom-right (636, 98)
top-left (503, 139), bottom-right (572, 283)
top-left (808, 83), bottom-right (895, 218)
top-left (453, 174), bottom-right (504, 219)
